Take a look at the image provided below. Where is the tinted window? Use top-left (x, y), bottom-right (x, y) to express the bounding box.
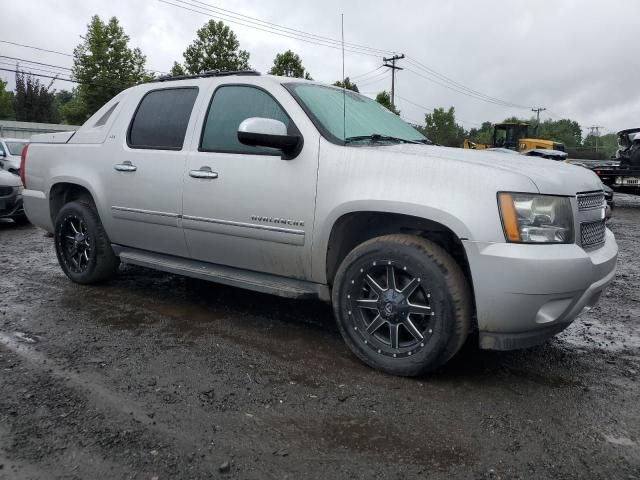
top-left (201, 86), bottom-right (290, 155)
top-left (128, 88), bottom-right (198, 150)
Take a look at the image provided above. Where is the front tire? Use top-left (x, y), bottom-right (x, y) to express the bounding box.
top-left (332, 234), bottom-right (472, 376)
top-left (54, 201), bottom-right (119, 284)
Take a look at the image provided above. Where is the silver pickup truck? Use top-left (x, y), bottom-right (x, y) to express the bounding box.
top-left (21, 71), bottom-right (618, 376)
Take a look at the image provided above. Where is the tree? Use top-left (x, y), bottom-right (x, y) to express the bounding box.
top-left (375, 91), bottom-right (399, 115)
top-left (333, 77), bottom-right (359, 92)
top-left (268, 50), bottom-right (312, 79)
top-left (0, 79), bottom-right (15, 120)
top-left (13, 70), bottom-right (58, 123)
top-left (70, 15), bottom-right (150, 123)
top-left (421, 107), bottom-right (466, 147)
top-left (536, 118), bottom-right (582, 148)
top-left (175, 20), bottom-right (250, 75)
top-left (170, 61), bottom-right (186, 76)
top-left (468, 121), bottom-right (493, 145)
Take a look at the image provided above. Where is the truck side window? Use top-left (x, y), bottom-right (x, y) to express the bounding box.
top-left (200, 85), bottom-right (290, 155)
top-left (128, 87), bottom-right (198, 150)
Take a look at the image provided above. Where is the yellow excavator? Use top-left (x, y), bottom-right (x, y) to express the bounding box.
top-left (463, 122), bottom-right (565, 153)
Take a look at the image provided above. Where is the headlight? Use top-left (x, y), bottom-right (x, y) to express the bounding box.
top-left (498, 192), bottom-right (574, 244)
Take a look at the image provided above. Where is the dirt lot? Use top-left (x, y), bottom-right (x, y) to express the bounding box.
top-left (0, 195), bottom-right (638, 480)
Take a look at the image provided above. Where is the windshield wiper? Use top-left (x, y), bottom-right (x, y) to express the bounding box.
top-left (344, 134), bottom-right (424, 145)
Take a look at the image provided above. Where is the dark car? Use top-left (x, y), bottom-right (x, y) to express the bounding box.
top-left (0, 169), bottom-right (28, 224)
top-left (602, 183), bottom-right (614, 219)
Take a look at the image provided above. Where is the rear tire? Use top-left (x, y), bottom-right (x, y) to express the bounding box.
top-left (54, 201), bottom-right (119, 284)
top-left (332, 234), bottom-right (472, 376)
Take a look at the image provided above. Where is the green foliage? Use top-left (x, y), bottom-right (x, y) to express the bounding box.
top-left (536, 118), bottom-right (582, 147)
top-left (467, 121), bottom-right (493, 145)
top-left (268, 50), bottom-right (312, 79)
top-left (421, 107), bottom-right (466, 147)
top-left (71, 15), bottom-right (150, 124)
top-left (0, 79), bottom-right (15, 120)
top-left (13, 70), bottom-right (58, 123)
top-left (170, 61), bottom-right (186, 76)
top-left (375, 91), bottom-right (399, 115)
top-left (56, 89), bottom-right (85, 125)
top-left (176, 20), bottom-right (250, 75)
top-left (333, 77), bottom-right (359, 92)
top-left (582, 133), bottom-right (618, 158)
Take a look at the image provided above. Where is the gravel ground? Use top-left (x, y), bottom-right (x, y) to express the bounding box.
top-left (0, 195), bottom-right (638, 480)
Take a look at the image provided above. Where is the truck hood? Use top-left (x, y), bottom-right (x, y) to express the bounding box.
top-left (375, 144), bottom-right (602, 195)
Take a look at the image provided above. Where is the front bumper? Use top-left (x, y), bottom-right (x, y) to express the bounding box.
top-left (463, 229), bottom-right (618, 350)
top-left (0, 189), bottom-right (24, 218)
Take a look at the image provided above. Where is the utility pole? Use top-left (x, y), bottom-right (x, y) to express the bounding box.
top-left (383, 54), bottom-right (404, 108)
top-left (588, 125), bottom-right (604, 152)
top-left (531, 107), bottom-right (546, 136)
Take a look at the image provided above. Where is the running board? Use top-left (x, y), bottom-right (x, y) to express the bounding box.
top-left (112, 245), bottom-right (329, 301)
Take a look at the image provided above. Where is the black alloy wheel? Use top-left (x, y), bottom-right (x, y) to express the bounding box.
top-left (58, 214), bottom-right (92, 273)
top-left (347, 260), bottom-right (434, 358)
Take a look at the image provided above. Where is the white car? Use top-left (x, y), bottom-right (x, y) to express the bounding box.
top-left (0, 137), bottom-right (29, 174)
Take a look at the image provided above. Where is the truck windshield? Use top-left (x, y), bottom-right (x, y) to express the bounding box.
top-left (284, 83), bottom-right (428, 145)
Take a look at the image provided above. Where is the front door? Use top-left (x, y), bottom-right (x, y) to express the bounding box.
top-left (102, 86), bottom-right (200, 257)
top-left (182, 84), bottom-right (319, 279)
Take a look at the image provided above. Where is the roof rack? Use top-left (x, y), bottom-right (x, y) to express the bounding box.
top-left (150, 69), bottom-right (261, 83)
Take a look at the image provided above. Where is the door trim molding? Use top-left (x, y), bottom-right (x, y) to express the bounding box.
top-left (182, 214), bottom-right (304, 236)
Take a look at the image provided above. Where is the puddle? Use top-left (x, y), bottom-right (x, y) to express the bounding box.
top-left (269, 415), bottom-right (472, 469)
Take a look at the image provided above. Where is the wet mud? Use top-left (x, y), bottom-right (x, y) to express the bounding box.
top-left (0, 195), bottom-right (639, 479)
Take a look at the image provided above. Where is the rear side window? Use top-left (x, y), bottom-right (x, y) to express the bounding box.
top-left (128, 88), bottom-right (198, 150)
top-left (200, 85), bottom-right (290, 155)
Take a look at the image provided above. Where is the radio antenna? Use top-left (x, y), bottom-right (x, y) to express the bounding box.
top-left (341, 13), bottom-right (346, 143)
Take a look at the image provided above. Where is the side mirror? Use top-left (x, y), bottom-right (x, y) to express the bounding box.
top-left (237, 117), bottom-right (302, 159)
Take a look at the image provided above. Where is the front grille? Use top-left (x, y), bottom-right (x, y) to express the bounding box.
top-left (577, 192), bottom-right (605, 210)
top-left (0, 186), bottom-right (15, 196)
top-left (581, 220), bottom-right (606, 248)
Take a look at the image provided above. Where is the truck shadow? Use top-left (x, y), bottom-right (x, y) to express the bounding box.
top-left (68, 264), bottom-right (602, 388)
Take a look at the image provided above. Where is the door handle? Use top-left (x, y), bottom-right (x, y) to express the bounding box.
top-left (114, 161), bottom-right (137, 172)
top-left (189, 166), bottom-right (219, 179)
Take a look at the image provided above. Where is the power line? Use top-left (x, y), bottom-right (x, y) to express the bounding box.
top-left (404, 66), bottom-right (532, 110)
top-left (186, 0), bottom-right (393, 56)
top-left (0, 67), bottom-right (75, 83)
top-left (0, 39), bottom-right (73, 58)
top-left (0, 55), bottom-right (72, 72)
top-left (396, 94), bottom-right (481, 127)
top-left (0, 39), bottom-right (168, 75)
top-left (159, 0), bottom-right (383, 58)
top-left (405, 56), bottom-right (531, 110)
top-left (356, 70), bottom-right (389, 87)
top-left (0, 61), bottom-right (72, 80)
top-left (349, 66), bottom-right (383, 81)
top-left (160, 1), bottom-right (546, 114)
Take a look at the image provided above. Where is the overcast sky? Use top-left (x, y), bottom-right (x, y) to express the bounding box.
top-left (2, 0), bottom-right (639, 134)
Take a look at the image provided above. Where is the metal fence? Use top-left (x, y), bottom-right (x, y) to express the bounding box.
top-left (0, 120), bottom-right (79, 140)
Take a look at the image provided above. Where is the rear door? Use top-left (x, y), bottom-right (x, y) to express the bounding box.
top-left (101, 86), bottom-right (200, 257)
top-left (181, 82), bottom-right (320, 279)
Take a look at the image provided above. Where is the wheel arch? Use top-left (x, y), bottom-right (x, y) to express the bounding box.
top-left (48, 180), bottom-right (97, 225)
top-left (321, 204), bottom-right (473, 288)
